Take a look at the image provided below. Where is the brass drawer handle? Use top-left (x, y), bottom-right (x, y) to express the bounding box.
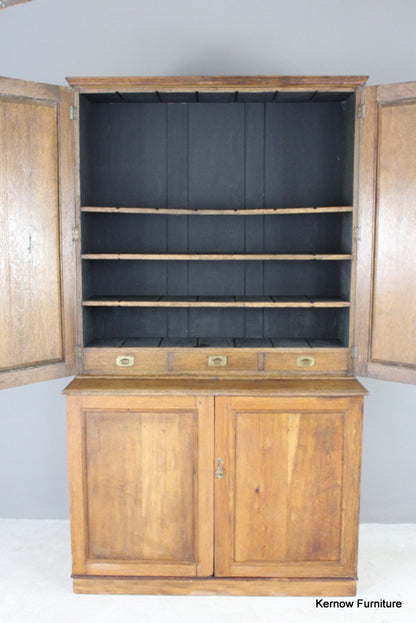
top-left (116, 355), bottom-right (135, 367)
top-left (208, 355), bottom-right (227, 367)
top-left (296, 355), bottom-right (315, 367)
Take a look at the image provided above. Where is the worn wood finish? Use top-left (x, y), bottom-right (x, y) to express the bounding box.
top-left (0, 76), bottom-right (63, 100)
top-left (83, 348), bottom-right (169, 376)
top-left (377, 81), bottom-right (416, 104)
top-left (348, 87), bottom-right (363, 357)
top-left (0, 97), bottom-right (61, 369)
top-left (66, 394), bottom-right (214, 577)
top-left (81, 347), bottom-right (350, 376)
top-left (65, 379), bottom-right (364, 594)
top-left (354, 86), bottom-right (377, 376)
top-left (81, 253), bottom-right (352, 261)
top-left (72, 576), bottom-right (357, 596)
top-left (66, 396), bottom-right (87, 576)
top-left (81, 206), bottom-right (353, 216)
top-left (371, 101), bottom-right (416, 367)
top-left (214, 396), bottom-right (363, 578)
top-left (263, 349), bottom-right (349, 373)
top-left (0, 78), bottom-right (76, 388)
top-left (72, 87), bottom-right (84, 373)
top-left (355, 81), bottom-right (416, 383)
top-left (66, 75), bottom-right (368, 91)
top-left (172, 350), bottom-right (258, 373)
top-left (63, 376), bottom-right (368, 397)
top-left (82, 297), bottom-right (350, 309)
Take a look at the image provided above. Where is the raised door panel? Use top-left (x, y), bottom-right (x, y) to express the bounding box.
top-left (355, 82), bottom-right (416, 383)
top-left (0, 77), bottom-right (76, 389)
top-left (67, 394), bottom-right (214, 577)
top-left (214, 395), bottom-right (363, 578)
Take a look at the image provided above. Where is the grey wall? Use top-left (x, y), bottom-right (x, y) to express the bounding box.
top-left (0, 0), bottom-right (415, 521)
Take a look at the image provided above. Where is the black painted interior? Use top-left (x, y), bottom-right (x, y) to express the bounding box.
top-left (80, 91), bottom-right (355, 347)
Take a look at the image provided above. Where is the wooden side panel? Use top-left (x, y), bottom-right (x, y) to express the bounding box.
top-left (67, 394), bottom-right (214, 577)
top-left (215, 395), bottom-right (363, 578)
top-left (355, 82), bottom-right (416, 383)
top-left (0, 77), bottom-right (76, 388)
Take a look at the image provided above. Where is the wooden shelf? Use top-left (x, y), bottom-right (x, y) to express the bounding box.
top-left (82, 296), bottom-right (350, 309)
top-left (81, 206), bottom-right (354, 216)
top-left (81, 253), bottom-right (352, 261)
top-left (85, 337), bottom-right (346, 348)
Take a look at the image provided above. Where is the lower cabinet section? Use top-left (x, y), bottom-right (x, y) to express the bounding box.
top-left (65, 377), bottom-right (366, 596)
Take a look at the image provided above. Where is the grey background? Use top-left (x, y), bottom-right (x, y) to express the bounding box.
top-left (0, 0), bottom-right (415, 521)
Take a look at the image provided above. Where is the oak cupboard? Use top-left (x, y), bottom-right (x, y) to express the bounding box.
top-left (2, 75), bottom-right (415, 385)
top-left (0, 75), bottom-right (415, 595)
top-left (64, 377), bottom-right (365, 595)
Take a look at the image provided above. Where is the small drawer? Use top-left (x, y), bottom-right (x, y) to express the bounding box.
top-left (83, 349), bottom-right (168, 375)
top-left (171, 351), bottom-right (258, 373)
top-left (264, 350), bottom-right (349, 373)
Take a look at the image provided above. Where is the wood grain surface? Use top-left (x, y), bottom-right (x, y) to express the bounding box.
top-left (214, 395), bottom-right (363, 578)
top-left (67, 394), bottom-right (214, 577)
top-left (0, 77), bottom-right (76, 388)
top-left (67, 75), bottom-right (368, 91)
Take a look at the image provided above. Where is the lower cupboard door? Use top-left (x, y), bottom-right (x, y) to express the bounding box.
top-left (67, 394), bottom-right (214, 577)
top-left (214, 396), bottom-right (363, 578)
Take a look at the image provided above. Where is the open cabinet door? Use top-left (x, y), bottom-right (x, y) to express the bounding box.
top-left (355, 81), bottom-right (416, 384)
top-left (0, 77), bottom-right (77, 389)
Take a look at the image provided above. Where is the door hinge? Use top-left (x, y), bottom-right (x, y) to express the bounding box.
top-left (72, 226), bottom-right (80, 241)
top-left (69, 105), bottom-right (76, 120)
top-left (74, 345), bottom-right (83, 359)
top-left (357, 104), bottom-right (366, 119)
top-left (354, 225), bottom-right (362, 242)
top-left (351, 346), bottom-right (358, 360)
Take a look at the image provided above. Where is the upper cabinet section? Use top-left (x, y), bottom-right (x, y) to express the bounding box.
top-left (0, 77), bottom-right (76, 389)
top-left (68, 76), bottom-right (366, 362)
top-left (355, 81), bottom-right (416, 384)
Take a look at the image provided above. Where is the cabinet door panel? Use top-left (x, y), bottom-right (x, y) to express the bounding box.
top-left (356, 82), bottom-right (416, 383)
top-left (67, 395), bottom-right (214, 577)
top-left (214, 396), bottom-right (362, 578)
top-left (0, 77), bottom-right (76, 388)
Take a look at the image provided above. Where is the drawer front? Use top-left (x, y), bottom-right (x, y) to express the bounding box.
top-left (83, 349), bottom-right (168, 375)
top-left (264, 350), bottom-right (349, 373)
top-left (172, 351), bottom-right (258, 374)
top-left (83, 348), bottom-right (349, 376)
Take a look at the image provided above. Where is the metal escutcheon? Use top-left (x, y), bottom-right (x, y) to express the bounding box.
top-left (215, 458), bottom-right (224, 480)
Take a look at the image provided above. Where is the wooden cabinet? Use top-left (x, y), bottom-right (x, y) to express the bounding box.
top-left (1, 74), bottom-right (416, 596)
top-left (75, 77), bottom-right (358, 374)
top-left (65, 377), bottom-right (365, 595)
top-left (1, 75), bottom-right (415, 382)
